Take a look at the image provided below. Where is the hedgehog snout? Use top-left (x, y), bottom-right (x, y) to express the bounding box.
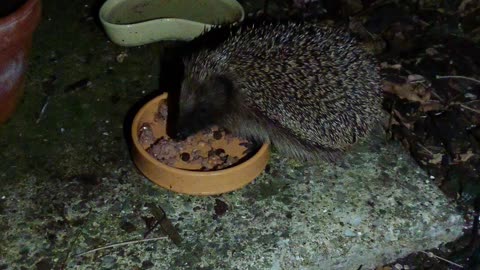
top-left (172, 116), bottom-right (204, 141)
top-left (172, 126), bottom-right (193, 141)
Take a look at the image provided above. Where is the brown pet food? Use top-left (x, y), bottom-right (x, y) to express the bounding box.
top-left (180, 152), bottom-right (190, 161)
top-left (138, 123), bottom-right (156, 147)
top-left (154, 102), bottom-right (169, 122)
top-left (213, 130), bottom-right (223, 140)
top-left (139, 102), bottom-right (257, 171)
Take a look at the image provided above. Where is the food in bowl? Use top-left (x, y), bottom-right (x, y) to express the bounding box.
top-left (137, 102), bottom-right (258, 171)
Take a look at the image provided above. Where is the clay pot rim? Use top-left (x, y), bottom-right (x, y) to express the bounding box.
top-left (0, 0), bottom-right (40, 26)
top-left (131, 93), bottom-right (270, 177)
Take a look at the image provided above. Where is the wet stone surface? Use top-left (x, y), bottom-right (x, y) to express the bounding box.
top-left (0, 0), bottom-right (464, 269)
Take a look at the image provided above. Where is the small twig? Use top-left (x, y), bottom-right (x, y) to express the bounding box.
top-left (459, 104), bottom-right (480, 114)
top-left (75, 236), bottom-right (168, 257)
top-left (436, 75), bottom-right (480, 85)
top-left (416, 142), bottom-right (434, 156)
top-left (430, 89), bottom-right (445, 103)
top-left (36, 97), bottom-right (49, 124)
top-left (420, 251), bottom-right (464, 268)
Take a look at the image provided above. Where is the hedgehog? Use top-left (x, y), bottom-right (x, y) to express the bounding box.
top-left (172, 21), bottom-right (383, 161)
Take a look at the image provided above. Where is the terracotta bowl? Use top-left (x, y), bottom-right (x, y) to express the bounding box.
top-left (131, 93), bottom-right (270, 196)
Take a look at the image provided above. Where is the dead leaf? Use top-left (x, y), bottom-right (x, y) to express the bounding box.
top-left (407, 74), bottom-right (426, 83)
top-left (420, 100), bottom-right (445, 112)
top-left (469, 26), bottom-right (480, 42)
top-left (381, 62), bottom-right (402, 70)
top-left (116, 52), bottom-right (128, 63)
top-left (150, 206), bottom-right (182, 245)
top-left (348, 16), bottom-right (368, 37)
top-left (361, 37), bottom-right (387, 55)
top-left (383, 80), bottom-right (431, 103)
top-left (401, 137), bottom-right (411, 150)
top-left (429, 153), bottom-right (443, 165)
top-left (465, 93), bottom-right (478, 100)
top-left (458, 0), bottom-right (475, 13)
top-left (349, 17), bottom-right (386, 55)
top-left (457, 150), bottom-right (475, 162)
top-left (425, 47), bottom-right (439, 56)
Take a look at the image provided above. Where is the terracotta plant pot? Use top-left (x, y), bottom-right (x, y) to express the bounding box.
top-left (131, 93), bottom-right (270, 196)
top-left (0, 0), bottom-right (42, 124)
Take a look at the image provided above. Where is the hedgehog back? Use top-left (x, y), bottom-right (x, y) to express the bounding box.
top-left (188, 22), bottom-right (382, 150)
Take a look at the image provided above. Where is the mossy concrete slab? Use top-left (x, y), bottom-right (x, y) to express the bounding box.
top-left (0, 128), bottom-right (463, 270)
top-left (0, 0), bottom-right (463, 269)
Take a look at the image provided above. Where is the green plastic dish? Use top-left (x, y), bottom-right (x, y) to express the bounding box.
top-left (99, 0), bottom-right (244, 46)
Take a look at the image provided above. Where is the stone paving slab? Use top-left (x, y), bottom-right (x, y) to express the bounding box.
top-left (1, 127), bottom-right (463, 269)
